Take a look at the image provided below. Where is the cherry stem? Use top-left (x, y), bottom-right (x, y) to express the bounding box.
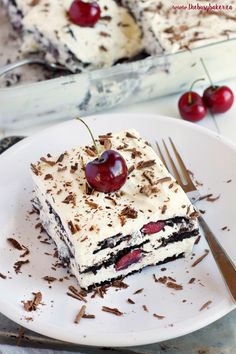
top-left (200, 58), bottom-right (215, 87)
top-left (76, 117), bottom-right (101, 160)
top-left (188, 78), bottom-right (205, 104)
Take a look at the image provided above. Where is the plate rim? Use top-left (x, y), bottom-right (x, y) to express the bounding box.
top-left (0, 112), bottom-right (236, 347)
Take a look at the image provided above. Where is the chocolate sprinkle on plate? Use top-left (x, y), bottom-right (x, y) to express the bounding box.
top-left (153, 313), bottom-right (165, 319)
top-left (199, 300), bottom-right (212, 311)
top-left (74, 305), bottom-right (86, 324)
top-left (192, 250), bottom-right (209, 267)
top-left (102, 306), bottom-right (123, 316)
top-left (0, 273), bottom-right (7, 279)
top-left (133, 288), bottom-right (144, 294)
top-left (23, 292), bottom-right (42, 312)
top-left (127, 298), bottom-right (135, 304)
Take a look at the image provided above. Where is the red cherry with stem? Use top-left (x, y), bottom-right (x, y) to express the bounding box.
top-left (77, 118), bottom-right (128, 193)
top-left (178, 78), bottom-right (207, 122)
top-left (200, 58), bottom-right (234, 113)
top-left (68, 0), bottom-right (101, 27)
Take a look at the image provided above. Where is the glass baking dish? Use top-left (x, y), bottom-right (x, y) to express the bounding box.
top-left (0, 38), bottom-right (236, 128)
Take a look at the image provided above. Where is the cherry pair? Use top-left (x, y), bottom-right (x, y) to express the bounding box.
top-left (178, 81), bottom-right (234, 122)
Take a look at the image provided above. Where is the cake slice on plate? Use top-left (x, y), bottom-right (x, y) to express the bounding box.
top-left (31, 128), bottom-right (199, 290)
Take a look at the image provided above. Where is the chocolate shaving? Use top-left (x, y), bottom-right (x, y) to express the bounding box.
top-left (85, 183), bottom-right (93, 195)
top-left (82, 313), bottom-right (95, 319)
top-left (133, 288), bottom-right (144, 294)
top-left (192, 250), bottom-right (209, 267)
top-left (29, 0), bottom-right (40, 6)
top-left (161, 205), bottom-right (167, 214)
top-left (154, 276), bottom-right (167, 284)
top-left (7, 238), bottom-right (23, 250)
top-left (143, 170), bottom-right (155, 185)
top-left (206, 195), bottom-right (220, 202)
top-left (70, 163), bottom-right (78, 173)
top-left (119, 214), bottom-right (126, 226)
top-left (62, 194), bottom-right (76, 206)
top-left (67, 285), bottom-right (87, 303)
top-left (0, 273), bottom-right (7, 279)
top-left (143, 305), bottom-right (148, 312)
top-left (40, 157), bottom-right (56, 166)
top-left (126, 132), bottom-right (137, 139)
top-left (105, 196), bottom-right (117, 206)
top-left (58, 166), bottom-right (67, 172)
top-left (127, 298), bottom-right (135, 304)
top-left (124, 148), bottom-right (142, 158)
top-left (102, 306), bottom-right (123, 316)
top-left (194, 235), bottom-right (201, 244)
top-left (156, 177), bottom-right (172, 184)
top-left (68, 221), bottom-right (80, 235)
top-left (30, 163), bottom-right (40, 176)
top-left (112, 280), bottom-right (129, 289)
top-left (84, 147), bottom-right (96, 157)
top-left (44, 174), bottom-right (53, 180)
top-left (14, 260), bottom-right (30, 274)
top-left (128, 165), bottom-right (135, 175)
top-left (42, 276), bottom-right (57, 284)
top-left (140, 185), bottom-right (159, 197)
top-left (100, 15), bottom-right (112, 21)
top-left (56, 153), bottom-right (65, 163)
top-left (137, 160), bottom-right (156, 170)
top-left (99, 45), bottom-right (107, 52)
top-left (166, 282), bottom-right (183, 290)
top-left (189, 277), bottom-right (196, 284)
top-left (91, 286), bottom-right (107, 299)
top-left (153, 313), bottom-right (165, 319)
top-left (117, 143), bottom-right (129, 150)
top-left (74, 305), bottom-right (86, 324)
top-left (199, 300), bottom-right (212, 311)
top-left (85, 200), bottom-right (98, 209)
top-left (23, 292), bottom-right (42, 312)
top-left (120, 206), bottom-right (137, 219)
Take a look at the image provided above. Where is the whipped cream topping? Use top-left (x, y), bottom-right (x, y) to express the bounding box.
top-left (31, 128), bottom-right (197, 270)
top-left (122, 0), bottom-right (236, 54)
top-left (6, 0), bottom-right (142, 70)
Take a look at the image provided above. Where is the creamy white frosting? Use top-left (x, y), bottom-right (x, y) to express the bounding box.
top-left (122, 0), bottom-right (236, 54)
top-left (6, 0), bottom-right (142, 70)
top-left (31, 129), bottom-right (198, 277)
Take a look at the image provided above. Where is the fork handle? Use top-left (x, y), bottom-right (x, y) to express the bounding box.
top-left (199, 216), bottom-right (236, 303)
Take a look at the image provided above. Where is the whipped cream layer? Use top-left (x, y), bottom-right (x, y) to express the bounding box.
top-left (31, 129), bottom-right (198, 273)
top-left (4, 0), bottom-right (142, 71)
top-left (122, 0), bottom-right (236, 54)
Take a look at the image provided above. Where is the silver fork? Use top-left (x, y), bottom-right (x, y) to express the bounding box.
top-left (156, 138), bottom-right (236, 303)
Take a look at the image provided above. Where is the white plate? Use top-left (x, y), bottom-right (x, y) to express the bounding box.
top-left (0, 113), bottom-right (236, 347)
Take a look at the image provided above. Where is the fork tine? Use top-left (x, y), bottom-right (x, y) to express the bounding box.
top-left (155, 141), bottom-right (168, 170)
top-left (169, 137), bottom-right (196, 189)
top-left (162, 139), bottom-right (183, 186)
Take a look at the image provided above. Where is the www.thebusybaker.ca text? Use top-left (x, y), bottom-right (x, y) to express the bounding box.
top-left (172, 3), bottom-right (233, 11)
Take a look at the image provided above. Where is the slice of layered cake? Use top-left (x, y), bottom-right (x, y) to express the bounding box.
top-left (122, 0), bottom-right (236, 55)
top-left (3, 0), bottom-right (142, 71)
top-left (31, 127), bottom-right (199, 289)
